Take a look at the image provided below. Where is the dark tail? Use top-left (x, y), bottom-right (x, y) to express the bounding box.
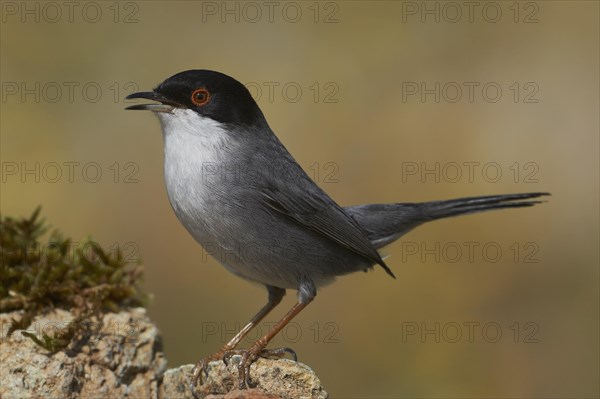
top-left (345, 192), bottom-right (549, 249)
top-left (418, 192), bottom-right (549, 220)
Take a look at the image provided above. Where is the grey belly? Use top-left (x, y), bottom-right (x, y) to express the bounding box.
top-left (167, 186), bottom-right (372, 289)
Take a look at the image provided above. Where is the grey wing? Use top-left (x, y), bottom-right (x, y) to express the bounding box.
top-left (260, 186), bottom-right (396, 279)
top-left (345, 203), bottom-right (426, 249)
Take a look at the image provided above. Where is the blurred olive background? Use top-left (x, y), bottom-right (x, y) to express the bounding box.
top-left (1, 1), bottom-right (598, 397)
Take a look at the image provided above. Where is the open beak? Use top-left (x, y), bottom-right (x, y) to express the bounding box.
top-left (125, 91), bottom-right (179, 113)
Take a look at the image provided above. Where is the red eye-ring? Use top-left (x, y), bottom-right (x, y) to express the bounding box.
top-left (191, 88), bottom-right (210, 106)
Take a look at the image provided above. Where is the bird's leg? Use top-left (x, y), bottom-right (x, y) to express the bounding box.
top-left (191, 286), bottom-right (285, 390)
top-left (233, 301), bottom-right (309, 388)
top-left (231, 282), bottom-right (316, 389)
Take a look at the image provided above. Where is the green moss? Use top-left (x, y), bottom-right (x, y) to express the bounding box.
top-left (0, 207), bottom-right (148, 352)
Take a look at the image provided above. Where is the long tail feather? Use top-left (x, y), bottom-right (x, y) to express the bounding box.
top-left (421, 192), bottom-right (550, 220)
top-left (345, 192), bottom-right (550, 249)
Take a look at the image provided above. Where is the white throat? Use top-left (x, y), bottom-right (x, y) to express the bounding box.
top-left (157, 108), bottom-right (226, 143)
top-left (157, 107), bottom-right (229, 164)
top-left (156, 109), bottom-right (232, 216)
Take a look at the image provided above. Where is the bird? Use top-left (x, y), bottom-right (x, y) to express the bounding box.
top-left (125, 69), bottom-right (548, 392)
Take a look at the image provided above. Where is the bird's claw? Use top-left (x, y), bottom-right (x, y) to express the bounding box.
top-left (190, 346), bottom-right (299, 392)
top-left (222, 348), bottom-right (246, 366)
top-left (224, 345), bottom-right (299, 389)
top-left (189, 350), bottom-right (226, 398)
top-left (259, 347), bottom-right (298, 361)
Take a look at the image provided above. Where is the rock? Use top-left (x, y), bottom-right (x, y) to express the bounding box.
top-left (0, 309), bottom-right (328, 399)
top-left (205, 389), bottom-right (283, 399)
top-left (162, 357), bottom-right (328, 399)
top-left (0, 308), bottom-right (167, 399)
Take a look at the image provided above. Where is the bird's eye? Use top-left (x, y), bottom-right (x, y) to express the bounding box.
top-left (191, 88), bottom-right (210, 106)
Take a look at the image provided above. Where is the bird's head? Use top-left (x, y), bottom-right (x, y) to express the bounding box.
top-left (126, 70), bottom-right (267, 129)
